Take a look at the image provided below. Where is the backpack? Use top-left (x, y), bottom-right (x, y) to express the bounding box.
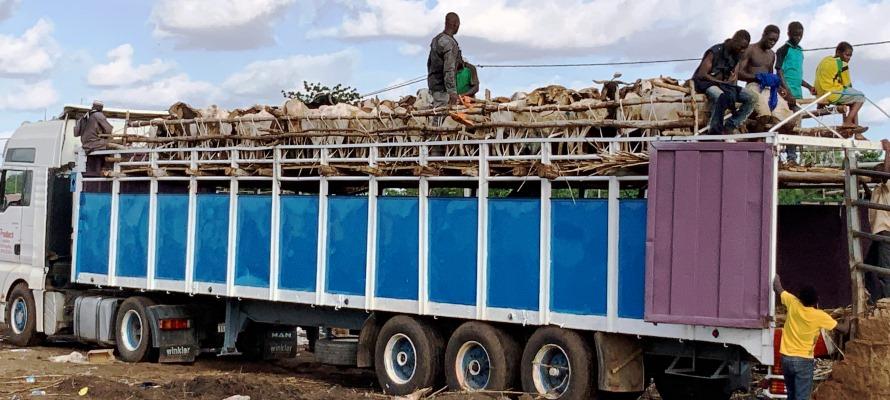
top-left (73, 111), bottom-right (92, 137)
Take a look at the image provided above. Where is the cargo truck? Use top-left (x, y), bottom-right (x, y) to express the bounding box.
top-left (0, 104), bottom-right (872, 399)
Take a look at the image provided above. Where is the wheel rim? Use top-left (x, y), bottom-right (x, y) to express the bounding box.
top-left (121, 310), bottom-right (143, 352)
top-left (531, 344), bottom-right (571, 399)
top-left (11, 297), bottom-right (27, 334)
top-left (383, 333), bottom-right (417, 385)
top-left (455, 340), bottom-right (492, 390)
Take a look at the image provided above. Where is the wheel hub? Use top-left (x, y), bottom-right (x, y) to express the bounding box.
top-left (532, 344), bottom-right (572, 399)
top-left (468, 360), bottom-right (482, 375)
top-left (383, 334), bottom-right (417, 385)
top-left (455, 341), bottom-right (492, 391)
top-left (11, 298), bottom-right (27, 334)
top-left (121, 310), bottom-right (144, 352)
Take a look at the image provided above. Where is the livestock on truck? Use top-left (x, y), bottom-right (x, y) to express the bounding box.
top-left (0, 78), bottom-right (880, 399)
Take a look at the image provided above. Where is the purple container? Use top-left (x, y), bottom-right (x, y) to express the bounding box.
top-left (645, 142), bottom-right (774, 329)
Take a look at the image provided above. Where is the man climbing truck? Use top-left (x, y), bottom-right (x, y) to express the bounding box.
top-left (0, 98), bottom-right (875, 399)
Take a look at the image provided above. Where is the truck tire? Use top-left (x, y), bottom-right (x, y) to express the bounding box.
top-left (374, 315), bottom-right (444, 395)
top-left (6, 283), bottom-right (44, 346)
top-left (444, 321), bottom-right (519, 392)
top-left (236, 321), bottom-right (264, 361)
top-left (521, 326), bottom-right (596, 400)
top-left (114, 296), bottom-right (158, 363)
top-left (315, 337), bottom-right (359, 366)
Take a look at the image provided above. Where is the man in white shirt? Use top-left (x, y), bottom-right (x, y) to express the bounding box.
top-left (868, 139), bottom-right (890, 299)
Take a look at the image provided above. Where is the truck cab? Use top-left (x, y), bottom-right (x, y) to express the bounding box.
top-left (0, 105), bottom-right (167, 333)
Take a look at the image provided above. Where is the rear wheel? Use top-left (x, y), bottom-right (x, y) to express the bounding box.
top-left (374, 315), bottom-right (444, 395)
top-left (444, 322), bottom-right (519, 392)
top-left (114, 296), bottom-right (157, 363)
top-left (6, 284), bottom-right (43, 346)
top-left (521, 327), bottom-right (596, 400)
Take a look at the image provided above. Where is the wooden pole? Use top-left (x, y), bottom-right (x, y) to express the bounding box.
top-left (126, 96), bottom-right (707, 127)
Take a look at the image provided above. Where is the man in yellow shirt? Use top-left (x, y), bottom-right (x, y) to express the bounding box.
top-left (773, 275), bottom-right (846, 400)
top-left (814, 42), bottom-right (865, 128)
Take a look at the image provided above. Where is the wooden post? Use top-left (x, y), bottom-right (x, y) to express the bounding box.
top-left (844, 150), bottom-right (866, 338)
top-left (688, 80), bottom-right (699, 135)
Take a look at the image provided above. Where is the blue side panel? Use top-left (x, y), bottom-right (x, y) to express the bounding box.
top-left (76, 193), bottom-right (111, 275)
top-left (619, 199), bottom-right (647, 319)
top-left (155, 194), bottom-right (188, 281)
top-left (375, 197), bottom-right (419, 300)
top-left (550, 199), bottom-right (608, 315)
top-left (487, 199), bottom-right (540, 310)
top-left (326, 197), bottom-right (368, 295)
top-left (116, 194), bottom-right (149, 278)
top-left (194, 195), bottom-right (230, 284)
top-left (235, 195), bottom-right (272, 288)
top-left (279, 196), bottom-right (319, 292)
top-left (428, 198), bottom-right (477, 305)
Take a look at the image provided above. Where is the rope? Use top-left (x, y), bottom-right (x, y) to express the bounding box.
top-left (359, 40), bottom-right (890, 98)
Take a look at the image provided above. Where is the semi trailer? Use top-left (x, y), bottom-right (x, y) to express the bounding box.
top-left (0, 103), bottom-right (870, 399)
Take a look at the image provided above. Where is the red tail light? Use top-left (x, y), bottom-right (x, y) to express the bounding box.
top-left (159, 318), bottom-right (191, 330)
top-left (770, 379), bottom-right (787, 394)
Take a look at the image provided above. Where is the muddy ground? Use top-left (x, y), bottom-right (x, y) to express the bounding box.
top-left (1, 326), bottom-right (771, 400)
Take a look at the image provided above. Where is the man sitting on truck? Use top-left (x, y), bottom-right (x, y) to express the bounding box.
top-left (773, 275), bottom-right (847, 400)
top-left (75, 100), bottom-right (122, 176)
top-left (692, 30), bottom-right (756, 135)
top-left (814, 41), bottom-right (866, 129)
top-left (738, 25), bottom-right (796, 131)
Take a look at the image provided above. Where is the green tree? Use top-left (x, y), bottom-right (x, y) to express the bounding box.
top-left (859, 150), bottom-right (883, 163)
top-left (282, 81), bottom-right (361, 105)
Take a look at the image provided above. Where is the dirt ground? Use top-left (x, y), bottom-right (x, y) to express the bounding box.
top-left (0, 327), bottom-right (381, 400)
top-left (1, 326), bottom-right (770, 400)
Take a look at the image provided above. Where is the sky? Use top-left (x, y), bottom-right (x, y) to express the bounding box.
top-left (0, 0), bottom-right (889, 138)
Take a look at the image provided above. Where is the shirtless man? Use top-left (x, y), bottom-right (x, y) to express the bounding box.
top-left (739, 25), bottom-right (796, 128)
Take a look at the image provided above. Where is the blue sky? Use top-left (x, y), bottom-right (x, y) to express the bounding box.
top-left (0, 0), bottom-right (889, 138)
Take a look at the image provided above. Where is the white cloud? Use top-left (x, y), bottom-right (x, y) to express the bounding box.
top-left (87, 44), bottom-right (175, 87)
top-left (222, 50), bottom-right (358, 103)
top-left (862, 97), bottom-right (890, 125)
top-left (0, 0), bottom-right (20, 21)
top-left (0, 19), bottom-right (58, 77)
top-left (150, 0), bottom-right (296, 50)
top-left (96, 74), bottom-right (218, 109)
top-left (398, 43), bottom-right (424, 56)
top-left (0, 80), bottom-right (58, 111)
top-left (314, 0), bottom-right (799, 60)
top-left (801, 0), bottom-right (890, 62)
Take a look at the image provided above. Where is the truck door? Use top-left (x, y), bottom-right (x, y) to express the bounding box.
top-left (645, 142), bottom-right (774, 329)
top-left (0, 169), bottom-right (31, 263)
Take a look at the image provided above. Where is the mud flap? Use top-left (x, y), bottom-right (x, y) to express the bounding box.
top-left (356, 313), bottom-right (381, 368)
top-left (146, 305), bottom-right (198, 363)
top-left (595, 332), bottom-right (645, 392)
top-left (262, 326), bottom-right (299, 360)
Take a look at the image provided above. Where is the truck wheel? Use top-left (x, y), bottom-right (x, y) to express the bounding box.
top-left (444, 321), bottom-right (519, 392)
top-left (374, 315), bottom-right (444, 395)
top-left (6, 284), bottom-right (44, 346)
top-left (521, 327), bottom-right (596, 400)
top-left (114, 296), bottom-right (158, 363)
top-left (315, 338), bottom-right (359, 366)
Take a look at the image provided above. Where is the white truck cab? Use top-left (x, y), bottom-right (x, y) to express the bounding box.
top-left (0, 105), bottom-right (167, 334)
